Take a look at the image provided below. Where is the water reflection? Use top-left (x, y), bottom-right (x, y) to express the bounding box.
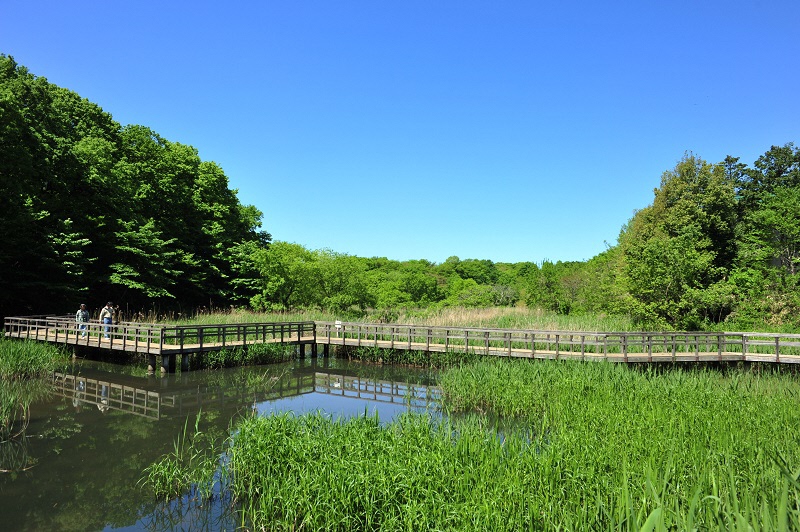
top-left (0, 357), bottom-right (441, 531)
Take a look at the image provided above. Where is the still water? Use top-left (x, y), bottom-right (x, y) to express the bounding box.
top-left (0, 357), bottom-right (441, 531)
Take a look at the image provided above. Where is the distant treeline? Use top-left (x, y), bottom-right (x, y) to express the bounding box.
top-left (1, 55), bottom-right (798, 330)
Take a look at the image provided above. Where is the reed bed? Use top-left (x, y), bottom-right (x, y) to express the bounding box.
top-left (0, 337), bottom-right (66, 380)
top-left (438, 359), bottom-right (800, 528)
top-left (188, 343), bottom-right (297, 370)
top-left (167, 309), bottom-right (337, 326)
top-left (397, 306), bottom-right (638, 331)
top-left (215, 360), bottom-right (800, 530)
top-left (168, 307), bottom-right (638, 332)
top-left (339, 345), bottom-right (479, 369)
top-left (0, 338), bottom-right (63, 447)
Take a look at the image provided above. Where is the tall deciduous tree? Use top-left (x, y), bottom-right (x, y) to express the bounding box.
top-left (618, 154), bottom-right (737, 327)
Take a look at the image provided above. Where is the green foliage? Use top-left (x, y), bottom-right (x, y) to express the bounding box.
top-left (140, 413), bottom-right (223, 502)
top-left (190, 343), bottom-right (297, 370)
top-left (0, 55), bottom-right (268, 315)
top-left (3, 55), bottom-right (800, 332)
top-left (341, 346), bottom-right (479, 368)
top-left (0, 337), bottom-right (66, 380)
top-left (220, 359), bottom-right (800, 531)
top-left (618, 154), bottom-right (738, 328)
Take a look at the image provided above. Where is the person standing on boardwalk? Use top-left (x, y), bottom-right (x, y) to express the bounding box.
top-left (75, 304), bottom-right (89, 338)
top-left (99, 302), bottom-right (114, 339)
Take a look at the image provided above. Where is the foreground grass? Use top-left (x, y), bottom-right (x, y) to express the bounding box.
top-left (145, 359), bottom-right (800, 530)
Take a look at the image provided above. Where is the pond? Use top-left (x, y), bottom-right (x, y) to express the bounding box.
top-left (0, 356), bottom-right (441, 531)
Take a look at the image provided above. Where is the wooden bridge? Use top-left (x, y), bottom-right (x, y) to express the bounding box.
top-left (5, 315), bottom-right (800, 373)
top-left (4, 315), bottom-right (317, 373)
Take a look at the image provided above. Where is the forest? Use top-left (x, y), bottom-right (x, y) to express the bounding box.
top-left (1, 54), bottom-right (798, 331)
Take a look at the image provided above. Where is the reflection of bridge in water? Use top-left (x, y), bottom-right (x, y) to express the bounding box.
top-left (314, 372), bottom-right (441, 408)
top-left (52, 370), bottom-right (441, 421)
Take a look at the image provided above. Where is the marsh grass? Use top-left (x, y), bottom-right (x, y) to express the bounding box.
top-left (397, 306), bottom-right (639, 331)
top-left (438, 359), bottom-right (800, 529)
top-left (0, 337), bottom-right (66, 380)
top-left (143, 346), bottom-right (800, 529)
top-left (0, 338), bottom-right (63, 446)
top-left (189, 343), bottom-right (297, 370)
top-left (218, 360), bottom-right (800, 530)
top-left (340, 345), bottom-right (479, 368)
top-left (140, 413), bottom-right (225, 502)
top-left (168, 307), bottom-right (639, 332)
top-left (0, 378), bottom-right (52, 447)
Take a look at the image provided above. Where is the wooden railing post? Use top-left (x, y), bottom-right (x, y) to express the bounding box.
top-left (622, 334), bottom-right (628, 363)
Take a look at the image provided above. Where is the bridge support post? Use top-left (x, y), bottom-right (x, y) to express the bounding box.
top-left (311, 343), bottom-right (318, 358)
top-left (161, 354), bottom-right (176, 374)
top-left (323, 344), bottom-right (330, 357)
top-left (181, 354), bottom-right (189, 372)
top-left (148, 354), bottom-right (157, 374)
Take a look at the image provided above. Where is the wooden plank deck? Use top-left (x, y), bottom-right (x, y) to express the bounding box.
top-left (5, 316), bottom-right (800, 370)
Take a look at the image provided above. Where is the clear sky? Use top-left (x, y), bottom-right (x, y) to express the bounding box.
top-left (2, 1), bottom-right (798, 264)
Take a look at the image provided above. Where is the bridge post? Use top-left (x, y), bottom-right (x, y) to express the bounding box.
top-left (181, 354), bottom-right (190, 372)
top-left (161, 354), bottom-right (176, 374)
top-left (148, 354), bottom-right (157, 374)
top-left (323, 344), bottom-right (330, 357)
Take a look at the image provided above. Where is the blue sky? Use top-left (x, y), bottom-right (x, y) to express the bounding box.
top-left (3, 1), bottom-right (798, 264)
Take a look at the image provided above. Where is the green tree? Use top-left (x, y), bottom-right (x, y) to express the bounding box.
top-left (618, 154), bottom-right (737, 327)
top-left (250, 242), bottom-right (317, 310)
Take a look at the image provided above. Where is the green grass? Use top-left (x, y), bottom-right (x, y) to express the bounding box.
top-left (140, 413), bottom-right (223, 502)
top-left (141, 350), bottom-right (800, 529)
top-left (220, 361), bottom-right (800, 529)
top-left (0, 338), bottom-right (64, 445)
top-left (0, 337), bottom-right (66, 380)
top-left (188, 342), bottom-right (297, 370)
top-left (339, 345), bottom-right (479, 368)
top-left (438, 359), bottom-right (800, 529)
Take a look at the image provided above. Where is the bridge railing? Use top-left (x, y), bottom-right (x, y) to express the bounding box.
top-left (315, 322), bottom-right (800, 362)
top-left (160, 321), bottom-right (316, 353)
top-left (3, 315), bottom-right (165, 352)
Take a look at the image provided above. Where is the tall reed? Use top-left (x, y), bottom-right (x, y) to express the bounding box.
top-left (0, 337), bottom-right (66, 380)
top-left (220, 360), bottom-right (800, 529)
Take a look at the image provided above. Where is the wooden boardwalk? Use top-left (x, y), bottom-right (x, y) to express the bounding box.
top-left (4, 315), bottom-right (316, 372)
top-left (314, 321), bottom-right (800, 365)
top-left (5, 316), bottom-right (800, 373)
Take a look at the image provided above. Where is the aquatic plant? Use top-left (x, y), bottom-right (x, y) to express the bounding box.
top-left (143, 356), bottom-right (800, 529)
top-left (0, 337), bottom-right (66, 380)
top-left (140, 413), bottom-right (223, 502)
top-left (189, 342), bottom-right (297, 370)
top-left (340, 345), bottom-right (479, 369)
